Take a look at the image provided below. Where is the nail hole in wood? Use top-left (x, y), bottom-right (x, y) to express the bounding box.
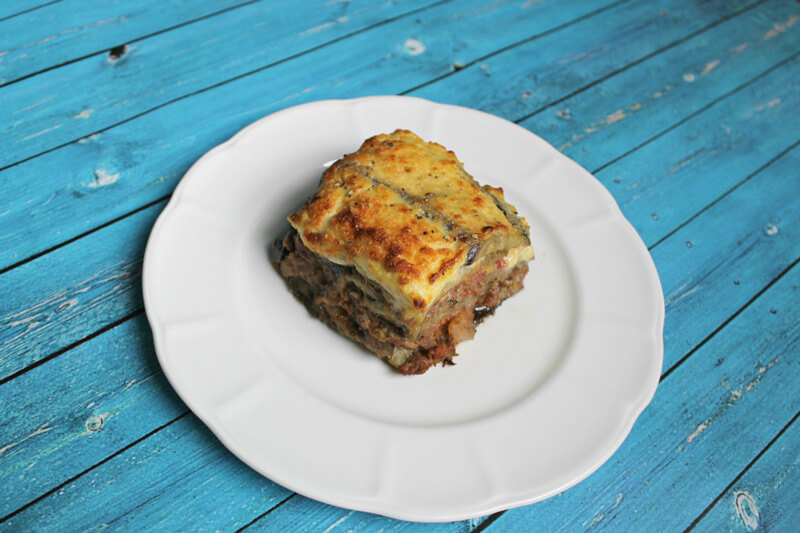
top-left (108, 44), bottom-right (128, 61)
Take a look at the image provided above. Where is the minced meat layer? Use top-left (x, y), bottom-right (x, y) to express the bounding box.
top-left (274, 229), bottom-right (528, 375)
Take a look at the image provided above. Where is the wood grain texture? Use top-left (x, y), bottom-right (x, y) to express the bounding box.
top-left (0, 0), bottom-right (256, 85)
top-left (246, 495), bottom-right (484, 532)
top-left (691, 414), bottom-right (800, 532)
top-left (1, 415), bottom-right (292, 532)
top-left (652, 138), bottom-right (800, 371)
top-left (0, 0), bottom-right (616, 169)
top-left (412, 0), bottom-right (766, 121)
top-left (0, 0), bottom-right (776, 273)
top-left (485, 249), bottom-right (800, 531)
top-left (0, 0), bottom-right (59, 22)
top-left (0, 315), bottom-right (184, 517)
top-left (597, 55), bottom-right (799, 249)
top-left (0, 201), bottom-right (163, 381)
top-left (523, 0), bottom-right (800, 171)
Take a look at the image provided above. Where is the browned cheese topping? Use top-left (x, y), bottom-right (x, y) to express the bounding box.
top-left (288, 129), bottom-right (533, 325)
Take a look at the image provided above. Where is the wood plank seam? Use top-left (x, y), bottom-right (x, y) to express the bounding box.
top-left (1, 2), bottom-right (797, 529)
top-left (398, 0), bottom-right (634, 96)
top-left (0, 308), bottom-right (142, 388)
top-left (472, 511), bottom-right (503, 532)
top-left (0, 177), bottom-right (800, 530)
top-left (660, 254), bottom-right (800, 383)
top-left (1, 3), bottom-right (792, 520)
top-left (593, 47), bottom-right (800, 175)
top-left (0, 0), bottom-right (458, 174)
top-left (0, 0), bottom-right (262, 89)
top-left (0, 195), bottom-right (168, 276)
top-left (0, 411), bottom-right (190, 524)
top-left (0, 0), bottom-right (61, 25)
top-left (0, 0), bottom-right (779, 275)
top-left (0, 0), bottom-right (632, 174)
top-left (236, 494), bottom-right (295, 532)
top-left (647, 136), bottom-right (800, 251)
top-left (684, 408), bottom-right (800, 531)
top-left (417, 0), bottom-right (770, 123)
top-left (100, 449), bottom-right (219, 530)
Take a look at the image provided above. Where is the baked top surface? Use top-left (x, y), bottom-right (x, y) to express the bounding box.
top-left (288, 129), bottom-right (533, 319)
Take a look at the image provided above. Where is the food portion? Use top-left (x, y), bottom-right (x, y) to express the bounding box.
top-left (274, 130), bottom-right (534, 374)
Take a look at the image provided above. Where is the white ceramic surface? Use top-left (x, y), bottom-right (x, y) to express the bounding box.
top-left (143, 96), bottom-right (664, 522)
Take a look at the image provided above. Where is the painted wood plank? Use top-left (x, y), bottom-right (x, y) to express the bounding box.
top-left (0, 201), bottom-right (163, 381)
top-left (691, 414), bottom-right (800, 532)
top-left (483, 249), bottom-right (800, 531)
top-left (652, 141), bottom-right (800, 372)
top-left (595, 58), bottom-right (799, 248)
top-left (0, 0), bottom-right (621, 169)
top-left (5, 116), bottom-right (798, 533)
top-left (0, 1), bottom-right (58, 22)
top-left (1, 415), bottom-right (292, 532)
top-left (412, 0), bottom-right (775, 122)
top-left (522, 0), bottom-right (800, 172)
top-left (0, 0), bottom-right (256, 85)
top-left (0, 315), bottom-right (184, 517)
top-left (0, 0), bottom-right (774, 273)
top-left (247, 495), bottom-right (484, 532)
top-left (3, 1), bottom-right (796, 524)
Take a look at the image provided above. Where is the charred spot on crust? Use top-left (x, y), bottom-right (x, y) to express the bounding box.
top-left (304, 231), bottom-right (322, 244)
top-left (383, 243), bottom-right (418, 278)
top-left (357, 226), bottom-right (387, 243)
top-left (413, 298), bottom-right (426, 309)
top-left (429, 253), bottom-right (461, 284)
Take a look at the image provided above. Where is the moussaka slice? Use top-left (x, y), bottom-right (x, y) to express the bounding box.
top-left (274, 130), bottom-right (534, 374)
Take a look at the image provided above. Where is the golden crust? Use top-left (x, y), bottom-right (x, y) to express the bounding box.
top-left (288, 130), bottom-right (533, 323)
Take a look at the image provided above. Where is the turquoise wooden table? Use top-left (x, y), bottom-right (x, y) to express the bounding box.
top-left (2, 0), bottom-right (799, 530)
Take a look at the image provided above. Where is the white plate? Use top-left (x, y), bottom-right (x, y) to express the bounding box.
top-left (143, 96), bottom-right (664, 522)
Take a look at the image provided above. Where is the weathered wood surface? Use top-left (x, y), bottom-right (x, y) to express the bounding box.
top-left (1, 0), bottom-right (798, 530)
top-left (691, 413), bottom-right (800, 532)
top-left (0, 0), bottom-right (618, 169)
top-left (0, 0), bottom-right (259, 85)
top-left (0, 1), bottom-right (58, 23)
